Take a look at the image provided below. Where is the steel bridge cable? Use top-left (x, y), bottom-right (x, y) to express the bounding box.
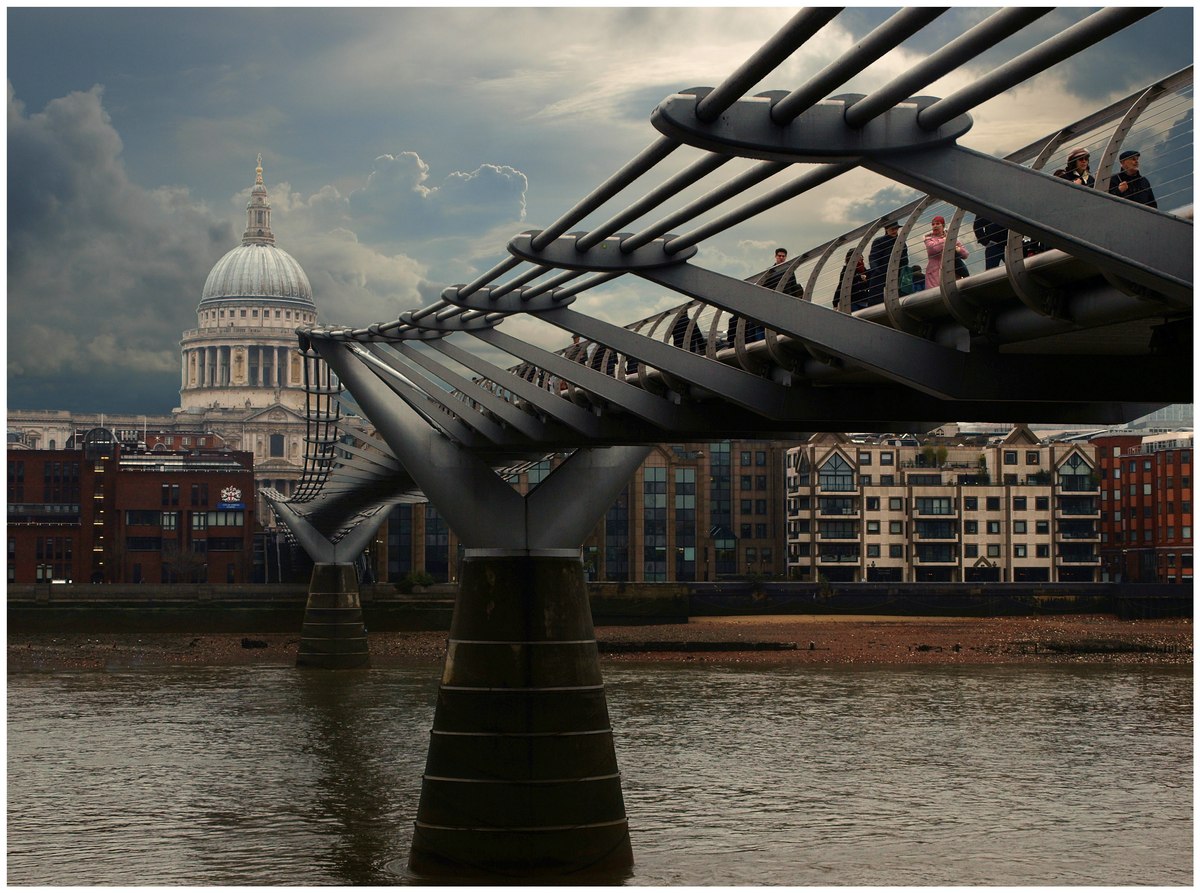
top-left (665, 162), bottom-right (858, 255)
top-left (575, 153), bottom-right (733, 251)
top-left (489, 264), bottom-right (553, 299)
top-left (694, 7), bottom-right (844, 122)
top-left (522, 268), bottom-right (587, 299)
top-left (553, 272), bottom-right (623, 301)
top-left (843, 7), bottom-right (1054, 128)
top-left (621, 160), bottom-right (791, 253)
top-left (459, 255), bottom-right (524, 300)
top-left (770, 7), bottom-right (950, 125)
top-left (918, 7), bottom-right (1161, 130)
top-left (529, 136), bottom-right (680, 252)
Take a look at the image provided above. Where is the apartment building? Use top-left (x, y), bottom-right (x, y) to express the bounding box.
top-left (785, 426), bottom-right (1103, 583)
top-left (1093, 431), bottom-right (1193, 583)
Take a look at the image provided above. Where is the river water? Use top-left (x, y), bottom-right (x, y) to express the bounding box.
top-left (7, 662), bottom-right (1192, 885)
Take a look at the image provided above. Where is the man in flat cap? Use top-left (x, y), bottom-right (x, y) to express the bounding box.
top-left (867, 219), bottom-right (909, 304)
top-left (1108, 150), bottom-right (1157, 208)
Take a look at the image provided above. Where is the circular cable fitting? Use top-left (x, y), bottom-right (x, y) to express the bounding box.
top-left (652, 89), bottom-right (972, 163)
top-left (506, 229), bottom-right (698, 272)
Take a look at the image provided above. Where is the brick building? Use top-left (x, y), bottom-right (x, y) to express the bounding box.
top-left (1093, 430), bottom-right (1193, 583)
top-left (7, 433), bottom-right (254, 585)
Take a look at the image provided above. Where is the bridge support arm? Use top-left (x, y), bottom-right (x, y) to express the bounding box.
top-left (866, 145), bottom-right (1191, 303)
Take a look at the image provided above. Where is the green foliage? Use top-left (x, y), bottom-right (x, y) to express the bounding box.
top-left (394, 571), bottom-right (437, 594)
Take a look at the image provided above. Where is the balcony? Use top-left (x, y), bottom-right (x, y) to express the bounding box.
top-left (818, 545), bottom-right (860, 563)
top-left (1058, 548), bottom-right (1100, 564)
top-left (817, 498), bottom-right (858, 518)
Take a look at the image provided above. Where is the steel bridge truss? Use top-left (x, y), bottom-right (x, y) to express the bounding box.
top-left (278, 5), bottom-right (1192, 543)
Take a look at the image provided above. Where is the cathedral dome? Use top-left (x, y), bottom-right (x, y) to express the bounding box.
top-left (200, 243), bottom-right (314, 307)
top-left (197, 156), bottom-right (315, 311)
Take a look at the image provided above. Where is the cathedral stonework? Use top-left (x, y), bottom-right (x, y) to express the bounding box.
top-left (179, 156), bottom-right (316, 415)
top-left (175, 157), bottom-right (319, 506)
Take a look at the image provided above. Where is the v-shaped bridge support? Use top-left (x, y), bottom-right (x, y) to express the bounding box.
top-left (315, 337), bottom-right (647, 878)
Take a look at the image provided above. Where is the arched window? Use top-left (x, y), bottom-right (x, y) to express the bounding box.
top-left (819, 454), bottom-right (854, 491)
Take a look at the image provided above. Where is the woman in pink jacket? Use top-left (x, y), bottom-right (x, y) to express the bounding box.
top-left (923, 215), bottom-right (968, 288)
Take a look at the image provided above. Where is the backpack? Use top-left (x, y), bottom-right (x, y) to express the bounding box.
top-left (898, 264), bottom-right (913, 296)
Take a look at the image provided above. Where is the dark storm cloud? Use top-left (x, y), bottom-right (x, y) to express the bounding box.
top-left (8, 83), bottom-right (233, 413)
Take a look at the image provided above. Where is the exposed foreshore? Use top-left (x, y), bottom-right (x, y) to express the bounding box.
top-left (7, 614), bottom-right (1191, 672)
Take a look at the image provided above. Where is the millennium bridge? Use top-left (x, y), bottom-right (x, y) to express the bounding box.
top-left (261, 7), bottom-right (1192, 879)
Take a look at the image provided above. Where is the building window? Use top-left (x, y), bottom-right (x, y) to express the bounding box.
top-left (889, 497), bottom-right (904, 511)
top-left (880, 474), bottom-right (895, 486)
top-left (889, 521), bottom-right (903, 535)
top-left (1036, 496), bottom-right (1049, 511)
top-left (755, 499), bottom-right (767, 515)
top-left (987, 545), bottom-right (1000, 558)
top-left (858, 452), bottom-right (872, 465)
top-left (740, 451), bottom-right (752, 467)
top-left (964, 520), bottom-right (978, 534)
top-left (1036, 544), bottom-right (1050, 558)
top-left (880, 452), bottom-right (893, 466)
top-left (888, 544), bottom-right (903, 558)
top-left (867, 520), bottom-right (880, 534)
top-left (1036, 520), bottom-right (1049, 535)
top-left (1014, 521), bottom-right (1027, 534)
top-left (1013, 497), bottom-right (1026, 510)
top-left (986, 496), bottom-right (1000, 511)
top-left (1026, 451), bottom-right (1040, 465)
top-left (755, 451), bottom-right (767, 467)
top-left (161, 512), bottom-right (178, 530)
top-left (964, 497), bottom-right (978, 511)
top-left (1003, 450), bottom-right (1017, 465)
top-left (965, 544), bottom-right (978, 558)
top-left (818, 454), bottom-right (854, 491)
top-left (866, 497), bottom-right (880, 511)
top-left (866, 544), bottom-right (880, 558)
top-left (1014, 545), bottom-right (1027, 558)
top-left (987, 521), bottom-right (1001, 534)
top-left (270, 434), bottom-right (285, 457)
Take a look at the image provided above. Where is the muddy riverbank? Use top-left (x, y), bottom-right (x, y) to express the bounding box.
top-left (7, 614), bottom-right (1191, 671)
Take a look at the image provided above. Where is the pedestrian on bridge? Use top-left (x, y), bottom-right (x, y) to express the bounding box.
top-left (972, 215), bottom-right (1007, 270)
top-left (1063, 147), bottom-right (1095, 188)
top-left (1108, 150), bottom-right (1157, 208)
top-left (867, 220), bottom-right (909, 305)
top-left (923, 216), bottom-right (968, 289)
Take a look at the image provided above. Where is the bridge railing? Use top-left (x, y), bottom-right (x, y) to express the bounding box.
top-left (505, 65), bottom-right (1193, 395)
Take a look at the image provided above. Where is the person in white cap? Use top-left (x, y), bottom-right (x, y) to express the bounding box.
top-left (1063, 147), bottom-right (1094, 188)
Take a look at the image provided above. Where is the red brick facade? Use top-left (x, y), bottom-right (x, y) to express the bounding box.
top-left (8, 446), bottom-right (255, 584)
top-left (1094, 434), bottom-right (1193, 583)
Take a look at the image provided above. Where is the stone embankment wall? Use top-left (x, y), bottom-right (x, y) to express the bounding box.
top-left (6, 580), bottom-right (1188, 634)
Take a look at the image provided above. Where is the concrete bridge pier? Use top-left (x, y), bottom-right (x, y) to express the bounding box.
top-left (296, 562), bottom-right (369, 669)
top-left (264, 494), bottom-right (387, 670)
top-left (409, 549), bottom-right (632, 878)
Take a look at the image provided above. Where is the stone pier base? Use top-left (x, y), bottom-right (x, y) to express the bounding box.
top-left (296, 563), bottom-right (369, 669)
top-left (408, 553), bottom-right (633, 880)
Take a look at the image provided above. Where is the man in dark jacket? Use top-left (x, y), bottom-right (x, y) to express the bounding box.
top-left (1108, 150), bottom-right (1157, 208)
top-left (972, 214), bottom-right (1008, 270)
top-left (867, 221), bottom-right (908, 305)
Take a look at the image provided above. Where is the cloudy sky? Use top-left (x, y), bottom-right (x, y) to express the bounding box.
top-left (7, 6), bottom-right (1193, 413)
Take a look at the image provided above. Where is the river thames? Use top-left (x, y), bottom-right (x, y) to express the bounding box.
top-left (7, 661), bottom-right (1192, 885)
